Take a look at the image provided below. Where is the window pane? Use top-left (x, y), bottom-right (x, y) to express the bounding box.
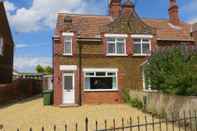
top-left (134, 44), bottom-right (141, 54)
top-left (90, 77), bottom-right (113, 89)
top-left (96, 72), bottom-right (106, 76)
top-left (107, 37), bottom-right (115, 42)
top-left (85, 78), bottom-right (91, 89)
top-left (65, 42), bottom-right (71, 54)
top-left (85, 72), bottom-right (94, 76)
top-left (117, 38), bottom-right (124, 42)
top-left (117, 42), bottom-right (125, 54)
top-left (108, 43), bottom-right (115, 53)
top-left (107, 72), bottom-right (116, 76)
top-left (133, 38), bottom-right (141, 42)
top-left (112, 77), bottom-right (116, 89)
top-left (64, 76), bottom-right (73, 91)
top-left (142, 44), bottom-right (150, 54)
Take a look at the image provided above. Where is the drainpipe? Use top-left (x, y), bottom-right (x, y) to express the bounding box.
top-left (78, 40), bottom-right (82, 105)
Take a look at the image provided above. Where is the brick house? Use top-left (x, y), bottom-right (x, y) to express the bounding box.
top-left (53, 0), bottom-right (195, 106)
top-left (0, 2), bottom-right (14, 84)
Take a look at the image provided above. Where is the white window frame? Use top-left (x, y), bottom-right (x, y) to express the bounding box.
top-left (131, 35), bottom-right (152, 56)
top-left (0, 36), bottom-right (3, 56)
top-left (105, 34), bottom-right (128, 56)
top-left (83, 68), bottom-right (118, 92)
top-left (62, 32), bottom-right (74, 56)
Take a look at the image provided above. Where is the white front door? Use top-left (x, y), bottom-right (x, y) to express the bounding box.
top-left (63, 73), bottom-right (75, 104)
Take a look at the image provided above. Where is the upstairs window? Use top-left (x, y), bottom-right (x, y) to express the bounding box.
top-left (105, 34), bottom-right (127, 56)
top-left (0, 36), bottom-right (3, 56)
top-left (63, 32), bottom-right (73, 56)
top-left (132, 35), bottom-right (152, 56)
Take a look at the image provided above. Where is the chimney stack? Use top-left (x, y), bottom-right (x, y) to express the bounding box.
top-left (109, 0), bottom-right (121, 18)
top-left (168, 0), bottom-right (180, 25)
top-left (122, 0), bottom-right (135, 16)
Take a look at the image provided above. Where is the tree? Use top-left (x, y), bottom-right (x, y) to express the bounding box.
top-left (35, 65), bottom-right (45, 73)
top-left (45, 66), bottom-right (52, 74)
top-left (144, 46), bottom-right (197, 96)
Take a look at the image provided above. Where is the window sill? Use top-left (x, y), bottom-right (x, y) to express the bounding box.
top-left (133, 54), bottom-right (151, 57)
top-left (63, 53), bottom-right (73, 56)
top-left (106, 54), bottom-right (128, 57)
top-left (84, 89), bottom-right (119, 92)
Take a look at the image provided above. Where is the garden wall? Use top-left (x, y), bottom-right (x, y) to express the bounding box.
top-left (129, 90), bottom-right (197, 118)
top-left (0, 79), bottom-right (42, 104)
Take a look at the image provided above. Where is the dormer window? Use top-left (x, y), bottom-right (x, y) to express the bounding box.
top-left (0, 36), bottom-right (3, 56)
top-left (62, 32), bottom-right (74, 56)
top-left (105, 34), bottom-right (127, 56)
top-left (131, 35), bottom-right (153, 56)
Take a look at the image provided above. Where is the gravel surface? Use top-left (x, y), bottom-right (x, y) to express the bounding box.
top-left (0, 96), bottom-right (180, 131)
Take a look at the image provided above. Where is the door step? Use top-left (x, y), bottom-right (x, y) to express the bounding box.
top-left (59, 104), bottom-right (79, 108)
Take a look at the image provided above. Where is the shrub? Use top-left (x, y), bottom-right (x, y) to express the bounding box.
top-left (144, 46), bottom-right (197, 96)
top-left (122, 89), bottom-right (143, 109)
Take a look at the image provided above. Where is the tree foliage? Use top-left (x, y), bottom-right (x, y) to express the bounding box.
top-left (35, 65), bottom-right (52, 74)
top-left (144, 46), bottom-right (197, 96)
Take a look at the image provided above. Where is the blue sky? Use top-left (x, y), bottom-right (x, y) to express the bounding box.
top-left (3, 0), bottom-right (197, 72)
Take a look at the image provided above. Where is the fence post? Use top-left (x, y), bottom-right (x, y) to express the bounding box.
top-left (184, 111), bottom-right (187, 131)
top-left (17, 128), bottom-right (20, 131)
top-left (41, 127), bottom-right (44, 131)
top-left (189, 110), bottom-right (192, 131)
top-left (65, 124), bottom-right (67, 131)
top-left (152, 115), bottom-right (155, 131)
top-left (53, 125), bottom-right (56, 131)
top-left (29, 127), bottom-right (32, 131)
top-left (137, 117), bottom-right (140, 131)
top-left (113, 119), bottom-right (115, 131)
top-left (166, 116), bottom-right (168, 131)
top-left (172, 112), bottom-right (175, 131)
top-left (75, 123), bottom-right (78, 131)
top-left (85, 117), bottom-right (88, 131)
top-left (122, 118), bottom-right (124, 131)
top-left (178, 113), bottom-right (181, 131)
top-left (105, 120), bottom-right (107, 130)
top-left (195, 111), bottom-right (197, 131)
top-left (96, 121), bottom-right (98, 131)
top-left (145, 116), bottom-right (147, 131)
top-left (130, 117), bottom-right (132, 131)
top-left (159, 116), bottom-right (162, 131)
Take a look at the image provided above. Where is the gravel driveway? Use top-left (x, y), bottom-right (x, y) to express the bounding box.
top-left (0, 96), bottom-right (179, 131)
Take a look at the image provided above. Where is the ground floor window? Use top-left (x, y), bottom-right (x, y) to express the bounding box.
top-left (84, 69), bottom-right (118, 91)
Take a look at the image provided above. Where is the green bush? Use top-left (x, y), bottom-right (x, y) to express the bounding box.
top-left (122, 89), bottom-right (143, 109)
top-left (144, 46), bottom-right (197, 96)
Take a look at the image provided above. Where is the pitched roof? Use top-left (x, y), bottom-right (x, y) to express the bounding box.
top-left (56, 13), bottom-right (193, 42)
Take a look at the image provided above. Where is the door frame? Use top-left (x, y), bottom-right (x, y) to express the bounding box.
top-left (62, 72), bottom-right (75, 104)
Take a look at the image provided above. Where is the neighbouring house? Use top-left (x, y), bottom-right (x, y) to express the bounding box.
top-left (0, 2), bottom-right (14, 84)
top-left (192, 23), bottom-right (197, 44)
top-left (43, 75), bottom-right (53, 90)
top-left (53, 0), bottom-right (196, 106)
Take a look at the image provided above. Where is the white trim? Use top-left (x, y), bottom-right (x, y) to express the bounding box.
top-left (63, 35), bottom-right (73, 56)
top-left (104, 34), bottom-right (128, 38)
top-left (60, 65), bottom-right (77, 71)
top-left (62, 72), bottom-right (75, 104)
top-left (131, 34), bottom-right (153, 38)
top-left (83, 68), bottom-right (118, 91)
top-left (133, 38), bottom-right (152, 56)
top-left (106, 54), bottom-right (128, 56)
top-left (62, 32), bottom-right (74, 36)
top-left (84, 89), bottom-right (119, 92)
top-left (106, 37), bottom-right (127, 56)
top-left (83, 68), bottom-right (118, 72)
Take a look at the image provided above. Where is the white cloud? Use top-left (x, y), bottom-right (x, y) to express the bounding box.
top-left (4, 1), bottom-right (16, 12)
top-left (14, 56), bottom-right (52, 72)
top-left (4, 0), bottom-right (106, 32)
top-left (15, 44), bottom-right (30, 48)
